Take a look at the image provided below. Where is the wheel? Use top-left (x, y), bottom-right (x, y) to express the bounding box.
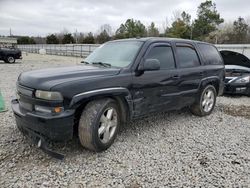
top-left (190, 85), bottom-right (217, 116)
top-left (78, 98), bottom-right (120, 152)
top-left (5, 56), bottom-right (15, 63)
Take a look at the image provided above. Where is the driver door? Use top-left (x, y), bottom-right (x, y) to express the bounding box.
top-left (131, 42), bottom-right (180, 117)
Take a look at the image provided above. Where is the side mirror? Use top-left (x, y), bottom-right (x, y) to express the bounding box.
top-left (138, 59), bottom-right (160, 71)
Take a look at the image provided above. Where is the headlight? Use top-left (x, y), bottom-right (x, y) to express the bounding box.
top-left (35, 90), bottom-right (63, 101)
top-left (234, 76), bottom-right (250, 84)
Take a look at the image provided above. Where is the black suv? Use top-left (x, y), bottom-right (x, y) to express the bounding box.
top-left (0, 47), bottom-right (22, 63)
top-left (12, 38), bottom-right (224, 156)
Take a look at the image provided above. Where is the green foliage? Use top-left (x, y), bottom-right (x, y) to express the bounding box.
top-left (193, 0), bottom-right (224, 40)
top-left (147, 22), bottom-right (159, 37)
top-left (166, 11), bottom-right (191, 39)
top-left (62, 33), bottom-right (75, 44)
top-left (233, 17), bottom-right (248, 43)
top-left (96, 30), bottom-right (111, 44)
top-left (17, 36), bottom-right (36, 44)
top-left (46, 34), bottom-right (59, 44)
top-left (115, 19), bottom-right (147, 39)
top-left (82, 32), bottom-right (95, 44)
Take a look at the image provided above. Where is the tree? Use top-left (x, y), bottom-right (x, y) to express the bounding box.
top-left (62, 33), bottom-right (75, 44)
top-left (205, 23), bottom-right (233, 44)
top-left (115, 19), bottom-right (147, 39)
top-left (96, 30), bottom-right (111, 44)
top-left (233, 17), bottom-right (248, 43)
top-left (166, 11), bottom-right (191, 39)
top-left (193, 0), bottom-right (224, 40)
top-left (17, 36), bottom-right (36, 44)
top-left (147, 22), bottom-right (159, 37)
top-left (46, 34), bottom-right (59, 44)
top-left (82, 32), bottom-right (95, 44)
top-left (99, 24), bottom-right (112, 36)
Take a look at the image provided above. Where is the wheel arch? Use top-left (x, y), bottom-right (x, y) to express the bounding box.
top-left (199, 76), bottom-right (220, 95)
top-left (70, 87), bottom-right (132, 131)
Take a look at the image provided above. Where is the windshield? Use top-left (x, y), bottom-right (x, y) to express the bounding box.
top-left (84, 41), bottom-right (143, 68)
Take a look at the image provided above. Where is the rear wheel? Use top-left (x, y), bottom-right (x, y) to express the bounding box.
top-left (5, 56), bottom-right (15, 63)
top-left (78, 98), bottom-right (120, 152)
top-left (190, 85), bottom-right (217, 116)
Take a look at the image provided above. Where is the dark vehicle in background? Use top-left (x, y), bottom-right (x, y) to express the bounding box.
top-left (11, 38), bottom-right (224, 157)
top-left (221, 50), bottom-right (250, 96)
top-left (0, 47), bottom-right (22, 63)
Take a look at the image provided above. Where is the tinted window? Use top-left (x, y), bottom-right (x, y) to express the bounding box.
top-left (198, 43), bottom-right (223, 65)
top-left (176, 46), bottom-right (200, 68)
top-left (146, 46), bottom-right (175, 69)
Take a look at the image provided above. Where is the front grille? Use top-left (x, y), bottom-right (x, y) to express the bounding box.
top-left (17, 84), bottom-right (34, 111)
top-left (17, 84), bottom-right (33, 97)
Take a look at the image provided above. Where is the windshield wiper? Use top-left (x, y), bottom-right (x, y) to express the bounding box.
top-left (80, 61), bottom-right (90, 64)
top-left (92, 62), bottom-right (111, 67)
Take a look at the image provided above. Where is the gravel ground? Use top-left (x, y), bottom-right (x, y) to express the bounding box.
top-left (0, 53), bottom-right (250, 187)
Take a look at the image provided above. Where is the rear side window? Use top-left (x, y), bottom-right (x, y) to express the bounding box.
top-left (176, 45), bottom-right (200, 68)
top-left (198, 43), bottom-right (223, 65)
top-left (146, 46), bottom-right (175, 69)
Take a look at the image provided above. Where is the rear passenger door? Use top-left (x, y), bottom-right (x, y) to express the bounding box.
top-left (174, 42), bottom-right (204, 107)
top-left (132, 42), bottom-right (180, 117)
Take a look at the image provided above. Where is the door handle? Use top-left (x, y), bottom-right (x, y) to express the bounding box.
top-left (172, 75), bottom-right (180, 79)
top-left (199, 72), bottom-right (204, 76)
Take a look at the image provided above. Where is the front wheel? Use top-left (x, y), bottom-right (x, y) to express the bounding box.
top-left (5, 56), bottom-right (15, 63)
top-left (78, 98), bottom-right (120, 152)
top-left (190, 85), bottom-right (217, 116)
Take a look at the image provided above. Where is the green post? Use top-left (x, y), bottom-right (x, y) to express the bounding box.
top-left (0, 90), bottom-right (7, 112)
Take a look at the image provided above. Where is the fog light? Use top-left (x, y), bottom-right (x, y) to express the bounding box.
top-left (35, 105), bottom-right (51, 113)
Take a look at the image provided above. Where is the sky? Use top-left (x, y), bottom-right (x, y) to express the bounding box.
top-left (0, 0), bottom-right (249, 37)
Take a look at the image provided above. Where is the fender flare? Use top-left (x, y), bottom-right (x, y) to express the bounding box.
top-left (69, 87), bottom-right (133, 110)
top-left (199, 76), bottom-right (222, 95)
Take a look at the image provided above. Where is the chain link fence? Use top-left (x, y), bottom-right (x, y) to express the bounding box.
top-left (17, 44), bottom-right (101, 57)
top-left (17, 44), bottom-right (250, 59)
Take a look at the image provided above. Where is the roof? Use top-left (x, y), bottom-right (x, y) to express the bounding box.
top-left (111, 37), bottom-right (210, 45)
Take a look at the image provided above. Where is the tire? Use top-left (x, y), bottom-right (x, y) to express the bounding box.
top-left (5, 56), bottom-right (15, 63)
top-left (190, 85), bottom-right (217, 116)
top-left (78, 98), bottom-right (120, 152)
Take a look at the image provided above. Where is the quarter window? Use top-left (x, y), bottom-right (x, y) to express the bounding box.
top-left (146, 46), bottom-right (175, 69)
top-left (176, 45), bottom-right (200, 68)
top-left (198, 43), bottom-right (223, 65)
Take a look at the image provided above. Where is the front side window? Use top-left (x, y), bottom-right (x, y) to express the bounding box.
top-left (85, 41), bottom-right (143, 68)
top-left (145, 46), bottom-right (175, 69)
top-left (176, 45), bottom-right (200, 68)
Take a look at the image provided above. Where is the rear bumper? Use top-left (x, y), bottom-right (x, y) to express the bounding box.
top-left (11, 99), bottom-right (75, 142)
top-left (224, 83), bottom-right (250, 96)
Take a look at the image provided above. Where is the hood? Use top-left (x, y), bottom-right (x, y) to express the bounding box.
top-left (1, 47), bottom-right (21, 52)
top-left (220, 50), bottom-right (250, 68)
top-left (18, 65), bottom-right (120, 90)
top-left (225, 65), bottom-right (250, 72)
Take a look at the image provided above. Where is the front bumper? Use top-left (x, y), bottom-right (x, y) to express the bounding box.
top-left (11, 99), bottom-right (75, 142)
top-left (224, 83), bottom-right (250, 96)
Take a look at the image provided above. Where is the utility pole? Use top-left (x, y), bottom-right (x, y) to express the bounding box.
top-left (190, 20), bottom-right (193, 40)
top-left (74, 29), bottom-right (78, 44)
